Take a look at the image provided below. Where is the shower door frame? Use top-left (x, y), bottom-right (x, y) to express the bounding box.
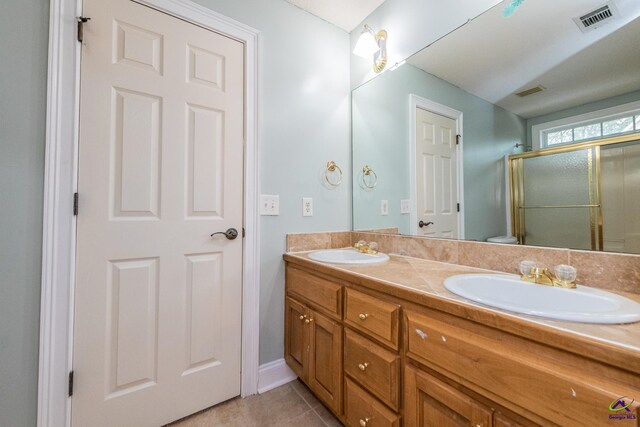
top-left (508, 132), bottom-right (640, 251)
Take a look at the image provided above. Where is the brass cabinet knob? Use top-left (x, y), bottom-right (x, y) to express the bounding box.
top-left (359, 418), bottom-right (370, 426)
top-left (358, 313), bottom-right (369, 320)
top-left (358, 362), bottom-right (369, 371)
top-left (299, 315), bottom-right (306, 321)
top-left (305, 318), bottom-right (314, 324)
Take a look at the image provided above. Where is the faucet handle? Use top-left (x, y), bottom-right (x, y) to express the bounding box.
top-left (554, 264), bottom-right (577, 281)
top-left (553, 264), bottom-right (577, 288)
top-left (519, 260), bottom-right (538, 276)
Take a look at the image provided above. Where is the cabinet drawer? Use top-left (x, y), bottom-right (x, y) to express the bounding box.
top-left (345, 288), bottom-right (399, 349)
top-left (404, 365), bottom-right (492, 427)
top-left (287, 266), bottom-right (342, 318)
top-left (344, 328), bottom-right (400, 410)
top-left (405, 310), bottom-right (640, 427)
top-left (345, 378), bottom-right (400, 427)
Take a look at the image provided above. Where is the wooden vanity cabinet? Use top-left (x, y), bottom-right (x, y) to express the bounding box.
top-left (284, 267), bottom-right (343, 414)
top-left (285, 265), bottom-right (401, 424)
top-left (284, 259), bottom-right (640, 427)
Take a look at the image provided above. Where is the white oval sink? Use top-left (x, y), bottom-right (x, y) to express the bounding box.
top-left (308, 249), bottom-right (390, 265)
top-left (444, 274), bottom-right (640, 324)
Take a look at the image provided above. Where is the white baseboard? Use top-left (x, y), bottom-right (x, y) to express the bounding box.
top-left (257, 359), bottom-right (297, 394)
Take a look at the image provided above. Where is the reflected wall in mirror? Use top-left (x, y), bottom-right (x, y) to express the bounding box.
top-left (352, 0), bottom-right (640, 254)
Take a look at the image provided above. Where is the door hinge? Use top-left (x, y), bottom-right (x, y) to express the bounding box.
top-left (73, 193), bottom-right (79, 216)
top-left (77, 17), bottom-right (91, 42)
top-left (456, 134), bottom-right (461, 145)
top-left (242, 228), bottom-right (246, 238)
top-left (457, 203), bottom-right (460, 212)
top-left (68, 371), bottom-right (74, 397)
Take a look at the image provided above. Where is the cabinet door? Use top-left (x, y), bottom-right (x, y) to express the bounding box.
top-left (308, 309), bottom-right (343, 414)
top-left (405, 366), bottom-right (493, 427)
top-left (494, 413), bottom-right (537, 427)
top-left (285, 297), bottom-right (309, 379)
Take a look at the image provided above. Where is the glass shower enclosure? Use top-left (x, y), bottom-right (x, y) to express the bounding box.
top-left (509, 133), bottom-right (640, 253)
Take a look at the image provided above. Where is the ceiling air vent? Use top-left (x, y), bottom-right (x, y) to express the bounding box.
top-left (515, 85), bottom-right (545, 98)
top-left (573, 2), bottom-right (618, 33)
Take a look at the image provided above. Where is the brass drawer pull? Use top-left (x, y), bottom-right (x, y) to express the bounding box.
top-left (359, 418), bottom-right (370, 426)
top-left (358, 362), bottom-right (369, 371)
top-left (358, 313), bottom-right (369, 320)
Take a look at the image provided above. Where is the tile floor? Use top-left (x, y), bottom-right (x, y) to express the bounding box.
top-left (169, 379), bottom-right (343, 426)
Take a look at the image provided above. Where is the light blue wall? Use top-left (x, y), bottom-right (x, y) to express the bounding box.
top-left (0, 1), bottom-right (50, 426)
top-left (526, 89), bottom-right (640, 146)
top-left (353, 64), bottom-right (526, 240)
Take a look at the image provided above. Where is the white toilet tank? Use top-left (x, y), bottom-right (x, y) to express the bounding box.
top-left (486, 236), bottom-right (518, 244)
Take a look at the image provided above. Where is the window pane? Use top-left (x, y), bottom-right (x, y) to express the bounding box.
top-left (603, 116), bottom-right (634, 135)
top-left (546, 131), bottom-right (562, 146)
top-left (560, 129), bottom-right (573, 142)
top-left (636, 115), bottom-right (639, 131)
top-left (574, 123), bottom-right (601, 141)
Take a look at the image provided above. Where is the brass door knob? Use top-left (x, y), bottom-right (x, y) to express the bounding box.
top-left (359, 418), bottom-right (370, 426)
top-left (358, 313), bottom-right (369, 320)
top-left (358, 362), bottom-right (369, 371)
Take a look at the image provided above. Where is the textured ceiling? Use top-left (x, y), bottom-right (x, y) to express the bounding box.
top-left (408, 0), bottom-right (640, 118)
top-left (285, 0), bottom-right (387, 32)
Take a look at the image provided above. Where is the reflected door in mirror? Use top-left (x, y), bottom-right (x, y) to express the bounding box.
top-left (415, 108), bottom-right (458, 238)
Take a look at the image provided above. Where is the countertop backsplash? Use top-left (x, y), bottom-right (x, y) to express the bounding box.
top-left (286, 231), bottom-right (640, 295)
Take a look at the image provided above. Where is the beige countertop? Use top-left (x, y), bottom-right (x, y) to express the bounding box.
top-left (284, 251), bottom-right (640, 370)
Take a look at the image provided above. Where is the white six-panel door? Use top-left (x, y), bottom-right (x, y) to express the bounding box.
top-left (415, 107), bottom-right (459, 238)
top-left (73, 0), bottom-right (244, 425)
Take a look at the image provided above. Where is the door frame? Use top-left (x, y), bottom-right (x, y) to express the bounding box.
top-left (408, 94), bottom-right (465, 238)
top-left (38, 1), bottom-right (260, 426)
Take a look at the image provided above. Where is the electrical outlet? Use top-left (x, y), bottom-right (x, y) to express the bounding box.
top-left (302, 197), bottom-right (313, 217)
top-left (401, 199), bottom-right (411, 214)
top-left (381, 199), bottom-right (389, 216)
top-left (259, 194), bottom-right (279, 215)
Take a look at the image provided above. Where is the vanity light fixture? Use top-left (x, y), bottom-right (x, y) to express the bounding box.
top-left (353, 24), bottom-right (388, 73)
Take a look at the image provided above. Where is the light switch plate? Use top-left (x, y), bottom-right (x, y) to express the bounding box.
top-left (401, 199), bottom-right (411, 214)
top-left (381, 199), bottom-right (389, 216)
top-left (260, 194), bottom-right (279, 215)
top-left (302, 197), bottom-right (313, 217)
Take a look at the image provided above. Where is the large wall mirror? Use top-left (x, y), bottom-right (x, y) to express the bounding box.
top-left (352, 0), bottom-right (640, 254)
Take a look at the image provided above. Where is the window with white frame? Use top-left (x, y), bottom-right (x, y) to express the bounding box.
top-left (542, 110), bottom-right (640, 147)
top-left (531, 100), bottom-right (640, 150)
